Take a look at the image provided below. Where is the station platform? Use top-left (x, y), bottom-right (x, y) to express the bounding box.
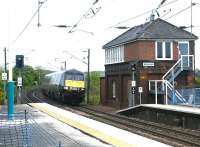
top-left (0, 104), bottom-right (112, 147)
top-left (118, 104), bottom-right (200, 115)
top-left (118, 104), bottom-right (200, 130)
top-left (30, 103), bottom-right (171, 147)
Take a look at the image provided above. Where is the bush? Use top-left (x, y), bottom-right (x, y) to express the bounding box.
top-left (0, 89), bottom-right (4, 105)
top-left (195, 77), bottom-right (200, 88)
top-left (85, 71), bottom-right (101, 105)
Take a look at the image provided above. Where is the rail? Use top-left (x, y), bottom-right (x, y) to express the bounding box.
top-left (71, 106), bottom-right (200, 147)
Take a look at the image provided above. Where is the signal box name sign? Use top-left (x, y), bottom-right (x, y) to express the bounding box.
top-left (143, 62), bottom-right (154, 67)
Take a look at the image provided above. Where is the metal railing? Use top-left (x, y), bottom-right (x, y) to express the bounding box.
top-left (149, 80), bottom-right (165, 104)
top-left (149, 80), bottom-right (187, 104)
top-left (162, 55), bottom-right (194, 82)
top-left (149, 55), bottom-right (194, 105)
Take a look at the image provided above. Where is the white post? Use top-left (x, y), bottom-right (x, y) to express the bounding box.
top-left (165, 81), bottom-right (168, 105)
top-left (192, 55), bottom-right (194, 70)
top-left (155, 81), bottom-right (158, 104)
top-left (149, 81), bottom-right (151, 91)
top-left (181, 55), bottom-right (183, 71)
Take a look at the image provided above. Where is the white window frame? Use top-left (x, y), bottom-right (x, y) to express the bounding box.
top-left (178, 41), bottom-right (189, 56)
top-left (155, 41), bottom-right (173, 60)
top-left (105, 45), bottom-right (124, 64)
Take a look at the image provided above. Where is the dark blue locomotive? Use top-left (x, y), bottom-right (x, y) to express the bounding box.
top-left (42, 69), bottom-right (85, 105)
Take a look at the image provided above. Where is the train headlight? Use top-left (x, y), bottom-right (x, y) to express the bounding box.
top-left (64, 86), bottom-right (68, 90)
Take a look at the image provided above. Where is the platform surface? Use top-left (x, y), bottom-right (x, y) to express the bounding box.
top-left (141, 104), bottom-right (200, 115)
top-left (0, 104), bottom-right (112, 147)
top-left (30, 103), bottom-right (171, 147)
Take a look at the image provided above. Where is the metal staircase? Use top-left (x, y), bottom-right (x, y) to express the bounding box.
top-left (149, 55), bottom-right (194, 104)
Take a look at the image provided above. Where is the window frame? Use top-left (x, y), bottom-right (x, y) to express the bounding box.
top-left (155, 41), bottom-right (173, 60)
top-left (105, 45), bottom-right (124, 64)
top-left (178, 41), bottom-right (189, 56)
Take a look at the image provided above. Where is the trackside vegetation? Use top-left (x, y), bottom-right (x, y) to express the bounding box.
top-left (0, 65), bottom-right (102, 105)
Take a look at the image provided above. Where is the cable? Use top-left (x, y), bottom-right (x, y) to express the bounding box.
top-left (68, 0), bottom-right (100, 33)
top-left (107, 0), bottom-right (180, 28)
top-left (12, 0), bottom-right (48, 45)
top-left (164, 3), bottom-right (196, 20)
top-left (62, 50), bottom-right (87, 65)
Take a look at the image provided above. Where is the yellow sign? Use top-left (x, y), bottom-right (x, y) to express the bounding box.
top-left (65, 80), bottom-right (85, 88)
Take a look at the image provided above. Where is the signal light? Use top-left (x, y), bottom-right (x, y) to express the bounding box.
top-left (16, 55), bottom-right (24, 68)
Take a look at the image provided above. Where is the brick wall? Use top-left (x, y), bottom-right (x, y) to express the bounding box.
top-left (124, 40), bottom-right (180, 62)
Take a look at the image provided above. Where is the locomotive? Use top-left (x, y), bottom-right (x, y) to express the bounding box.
top-left (42, 69), bottom-right (85, 105)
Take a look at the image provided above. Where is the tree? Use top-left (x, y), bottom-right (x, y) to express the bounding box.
top-left (85, 71), bottom-right (101, 105)
top-left (195, 69), bottom-right (200, 88)
top-left (13, 65), bottom-right (39, 88)
top-left (0, 67), bottom-right (4, 104)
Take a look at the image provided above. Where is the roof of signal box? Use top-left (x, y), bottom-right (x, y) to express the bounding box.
top-left (103, 18), bottom-right (198, 49)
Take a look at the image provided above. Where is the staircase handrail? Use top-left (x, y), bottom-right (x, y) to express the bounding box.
top-left (162, 55), bottom-right (194, 80)
top-left (181, 55), bottom-right (194, 70)
top-left (162, 58), bottom-right (181, 80)
top-left (165, 80), bottom-right (187, 103)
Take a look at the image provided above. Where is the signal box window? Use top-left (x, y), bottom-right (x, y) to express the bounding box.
top-left (156, 41), bottom-right (173, 60)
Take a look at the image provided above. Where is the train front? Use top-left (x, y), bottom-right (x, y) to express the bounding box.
top-left (63, 69), bottom-right (85, 105)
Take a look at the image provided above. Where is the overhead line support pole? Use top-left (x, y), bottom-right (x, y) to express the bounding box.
top-left (4, 48), bottom-right (7, 103)
top-left (87, 49), bottom-right (90, 104)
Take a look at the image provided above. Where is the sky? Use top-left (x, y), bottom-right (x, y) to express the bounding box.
top-left (0, 0), bottom-right (200, 72)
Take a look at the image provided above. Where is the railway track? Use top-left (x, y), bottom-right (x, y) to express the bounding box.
top-left (72, 106), bottom-right (200, 147)
top-left (23, 89), bottom-right (44, 103)
top-left (25, 89), bottom-right (200, 147)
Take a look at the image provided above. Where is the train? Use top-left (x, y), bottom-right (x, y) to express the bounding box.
top-left (41, 69), bottom-right (85, 105)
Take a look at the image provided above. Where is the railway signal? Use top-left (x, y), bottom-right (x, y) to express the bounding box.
top-left (16, 55), bottom-right (24, 68)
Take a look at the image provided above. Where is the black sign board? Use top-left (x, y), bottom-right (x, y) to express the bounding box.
top-left (131, 87), bottom-right (136, 94)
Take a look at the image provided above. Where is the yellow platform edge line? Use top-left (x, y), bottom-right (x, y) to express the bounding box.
top-left (30, 103), bottom-right (136, 147)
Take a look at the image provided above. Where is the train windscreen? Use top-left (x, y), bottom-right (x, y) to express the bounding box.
top-left (65, 74), bottom-right (84, 81)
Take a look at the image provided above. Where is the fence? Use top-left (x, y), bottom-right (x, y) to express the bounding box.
top-left (0, 111), bottom-right (61, 147)
top-left (178, 88), bottom-right (200, 105)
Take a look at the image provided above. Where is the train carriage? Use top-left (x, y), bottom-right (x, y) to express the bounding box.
top-left (42, 69), bottom-right (85, 105)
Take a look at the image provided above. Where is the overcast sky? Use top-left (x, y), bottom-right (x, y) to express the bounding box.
top-left (0, 0), bottom-right (199, 71)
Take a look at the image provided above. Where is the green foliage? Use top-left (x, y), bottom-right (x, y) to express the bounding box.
top-left (196, 69), bottom-right (200, 77)
top-left (0, 69), bottom-right (4, 104)
top-left (85, 71), bottom-right (101, 105)
top-left (13, 65), bottom-right (47, 89)
top-left (195, 69), bottom-right (200, 87)
top-left (195, 77), bottom-right (200, 88)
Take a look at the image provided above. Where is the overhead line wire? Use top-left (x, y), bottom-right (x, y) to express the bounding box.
top-left (68, 0), bottom-right (100, 33)
top-left (62, 50), bottom-right (87, 65)
top-left (12, 0), bottom-right (48, 45)
top-left (107, 0), bottom-right (180, 28)
top-left (164, 3), bottom-right (197, 20)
